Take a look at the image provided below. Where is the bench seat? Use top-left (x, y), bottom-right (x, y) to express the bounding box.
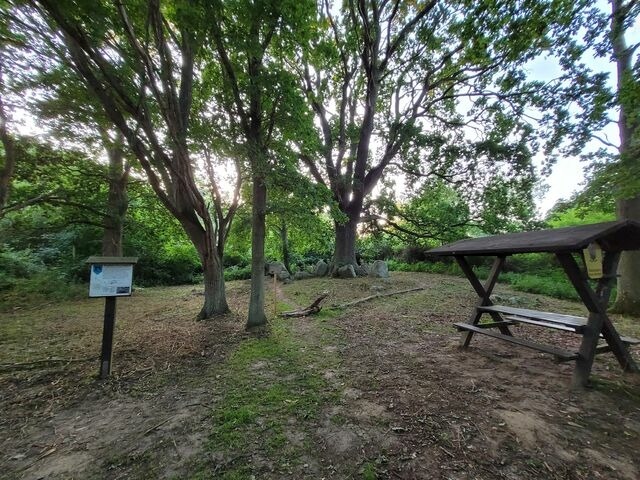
top-left (454, 322), bottom-right (579, 361)
top-left (475, 305), bottom-right (639, 345)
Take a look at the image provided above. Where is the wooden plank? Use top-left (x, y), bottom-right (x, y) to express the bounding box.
top-left (503, 315), bottom-right (581, 332)
top-left (453, 323), bottom-right (579, 361)
top-left (479, 305), bottom-right (586, 327)
top-left (476, 321), bottom-right (515, 329)
top-left (504, 315), bottom-right (639, 344)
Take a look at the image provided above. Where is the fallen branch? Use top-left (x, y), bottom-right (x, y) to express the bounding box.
top-left (331, 287), bottom-right (425, 309)
top-left (279, 291), bottom-right (329, 318)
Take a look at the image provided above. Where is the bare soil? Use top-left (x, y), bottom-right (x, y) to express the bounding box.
top-left (1, 272), bottom-right (640, 479)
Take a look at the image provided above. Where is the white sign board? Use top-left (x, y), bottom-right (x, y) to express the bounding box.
top-left (89, 264), bottom-right (134, 297)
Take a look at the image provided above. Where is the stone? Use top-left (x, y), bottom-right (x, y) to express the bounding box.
top-left (294, 271), bottom-right (313, 280)
top-left (277, 269), bottom-right (291, 281)
top-left (337, 264), bottom-right (356, 278)
top-left (314, 260), bottom-right (329, 277)
top-left (266, 261), bottom-right (286, 276)
top-left (369, 260), bottom-right (389, 278)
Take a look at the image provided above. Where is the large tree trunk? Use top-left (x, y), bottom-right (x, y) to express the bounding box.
top-left (101, 137), bottom-right (128, 256)
top-left (247, 175), bottom-right (267, 328)
top-left (330, 213), bottom-right (366, 276)
top-left (613, 196), bottom-right (640, 314)
top-left (199, 247), bottom-right (229, 320)
top-left (179, 207), bottom-right (230, 319)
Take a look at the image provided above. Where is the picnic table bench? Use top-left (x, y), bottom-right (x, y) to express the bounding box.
top-left (429, 220), bottom-right (640, 388)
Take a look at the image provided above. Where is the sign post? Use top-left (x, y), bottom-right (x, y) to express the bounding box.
top-left (86, 256), bottom-right (138, 379)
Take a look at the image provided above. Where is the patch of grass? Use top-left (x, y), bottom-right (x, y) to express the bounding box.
top-left (361, 461), bottom-right (377, 480)
top-left (192, 316), bottom-right (341, 478)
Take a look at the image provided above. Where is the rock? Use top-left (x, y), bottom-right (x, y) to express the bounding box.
top-left (266, 261), bottom-right (287, 276)
top-left (337, 264), bottom-right (356, 278)
top-left (294, 271), bottom-right (313, 280)
top-left (354, 263), bottom-right (368, 276)
top-left (370, 284), bottom-right (385, 293)
top-left (369, 260), bottom-right (389, 278)
top-left (314, 260), bottom-right (329, 277)
top-left (277, 269), bottom-right (291, 281)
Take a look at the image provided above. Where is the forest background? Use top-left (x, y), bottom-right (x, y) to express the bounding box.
top-left (0, 0), bottom-right (639, 320)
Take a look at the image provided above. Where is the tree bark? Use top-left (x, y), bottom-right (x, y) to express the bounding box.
top-left (610, 0), bottom-right (640, 314)
top-left (101, 135), bottom-right (128, 256)
top-left (198, 246), bottom-right (229, 320)
top-left (0, 61), bottom-right (15, 212)
top-left (613, 197), bottom-right (640, 314)
top-left (330, 213), bottom-right (364, 276)
top-left (279, 221), bottom-right (291, 273)
top-left (247, 175), bottom-right (267, 328)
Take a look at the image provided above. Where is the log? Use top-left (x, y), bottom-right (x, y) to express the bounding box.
top-left (331, 287), bottom-right (424, 309)
top-left (280, 292), bottom-right (329, 318)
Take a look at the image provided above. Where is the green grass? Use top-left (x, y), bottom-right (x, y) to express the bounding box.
top-left (191, 315), bottom-right (341, 478)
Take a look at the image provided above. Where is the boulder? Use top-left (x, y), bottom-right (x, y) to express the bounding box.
top-left (277, 269), bottom-right (291, 281)
top-left (369, 260), bottom-right (389, 278)
top-left (266, 261), bottom-right (287, 276)
top-left (337, 264), bottom-right (356, 278)
top-left (294, 271), bottom-right (313, 281)
top-left (314, 260), bottom-right (329, 277)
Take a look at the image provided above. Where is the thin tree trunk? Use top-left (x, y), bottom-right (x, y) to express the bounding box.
top-left (101, 136), bottom-right (128, 256)
top-left (611, 0), bottom-right (640, 314)
top-left (280, 221), bottom-right (291, 273)
top-left (247, 175), bottom-right (267, 328)
top-left (0, 62), bottom-right (15, 212)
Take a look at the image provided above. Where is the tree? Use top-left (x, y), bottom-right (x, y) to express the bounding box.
top-left (297, 0), bottom-right (610, 275)
top-left (205, 0), bottom-right (314, 327)
top-left (25, 0), bottom-right (240, 319)
top-left (610, 0), bottom-right (640, 314)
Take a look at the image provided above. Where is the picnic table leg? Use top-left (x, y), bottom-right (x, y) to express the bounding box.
top-left (455, 255), bottom-right (511, 348)
top-left (556, 252), bottom-right (638, 388)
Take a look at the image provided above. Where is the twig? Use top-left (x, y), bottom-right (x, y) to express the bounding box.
top-left (331, 287), bottom-right (425, 309)
top-left (143, 417), bottom-right (172, 436)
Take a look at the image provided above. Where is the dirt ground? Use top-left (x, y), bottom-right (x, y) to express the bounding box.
top-left (1, 272), bottom-right (640, 480)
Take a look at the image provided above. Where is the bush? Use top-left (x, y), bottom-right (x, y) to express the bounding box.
top-left (224, 265), bottom-right (252, 281)
top-left (0, 248), bottom-right (45, 290)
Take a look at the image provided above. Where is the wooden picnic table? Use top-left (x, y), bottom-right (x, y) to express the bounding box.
top-left (429, 220), bottom-right (640, 388)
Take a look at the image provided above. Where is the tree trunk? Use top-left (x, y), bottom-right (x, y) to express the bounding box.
top-left (179, 210), bottom-right (230, 319)
top-left (101, 137), bottom-right (128, 256)
top-left (280, 221), bottom-right (291, 273)
top-left (610, 0), bottom-right (640, 314)
top-left (198, 248), bottom-right (229, 320)
top-left (613, 196), bottom-right (640, 314)
top-left (246, 175), bottom-right (267, 328)
top-left (330, 214), bottom-right (365, 276)
top-left (0, 62), bottom-right (15, 213)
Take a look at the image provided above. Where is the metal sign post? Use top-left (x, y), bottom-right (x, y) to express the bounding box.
top-left (86, 256), bottom-right (138, 379)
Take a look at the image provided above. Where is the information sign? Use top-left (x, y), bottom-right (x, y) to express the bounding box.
top-left (89, 263), bottom-right (134, 297)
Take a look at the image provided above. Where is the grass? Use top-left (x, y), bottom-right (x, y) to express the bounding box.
top-left (191, 313), bottom-right (341, 478)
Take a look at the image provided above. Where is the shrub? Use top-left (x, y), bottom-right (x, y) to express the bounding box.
top-left (224, 265), bottom-right (252, 281)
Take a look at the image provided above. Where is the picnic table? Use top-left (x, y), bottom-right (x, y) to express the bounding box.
top-left (429, 220), bottom-right (640, 388)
